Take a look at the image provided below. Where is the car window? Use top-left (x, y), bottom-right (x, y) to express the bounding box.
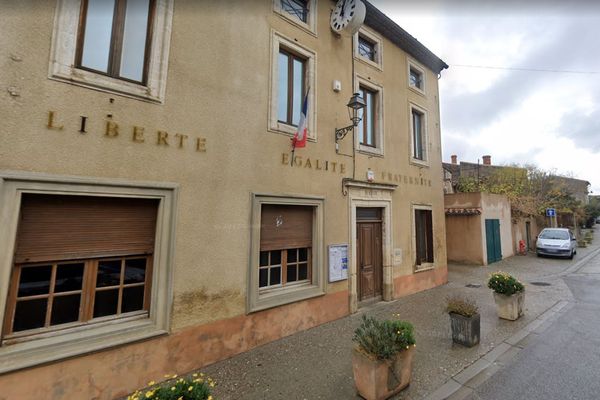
top-left (539, 230), bottom-right (570, 240)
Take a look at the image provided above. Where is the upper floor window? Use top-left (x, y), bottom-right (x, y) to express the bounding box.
top-left (76, 0), bottom-right (155, 84)
top-left (48, 0), bottom-right (173, 103)
top-left (358, 35), bottom-right (376, 61)
top-left (280, 0), bottom-right (309, 23)
top-left (277, 48), bottom-right (306, 127)
top-left (411, 107), bottom-right (427, 161)
top-left (408, 60), bottom-right (425, 94)
top-left (358, 86), bottom-right (376, 147)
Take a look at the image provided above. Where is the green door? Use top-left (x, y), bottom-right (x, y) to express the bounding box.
top-left (485, 219), bottom-right (502, 264)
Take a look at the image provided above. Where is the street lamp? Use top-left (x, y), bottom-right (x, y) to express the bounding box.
top-left (335, 92), bottom-right (366, 144)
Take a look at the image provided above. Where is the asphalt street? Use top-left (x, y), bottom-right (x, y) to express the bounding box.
top-left (464, 250), bottom-right (600, 400)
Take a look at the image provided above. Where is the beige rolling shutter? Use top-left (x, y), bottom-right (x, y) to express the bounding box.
top-left (14, 194), bottom-right (158, 263)
top-left (260, 204), bottom-right (313, 251)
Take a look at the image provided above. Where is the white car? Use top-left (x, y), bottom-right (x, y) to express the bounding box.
top-left (536, 228), bottom-right (577, 259)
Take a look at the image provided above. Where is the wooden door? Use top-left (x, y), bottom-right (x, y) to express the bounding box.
top-left (357, 208), bottom-right (383, 302)
top-left (485, 219), bottom-right (502, 264)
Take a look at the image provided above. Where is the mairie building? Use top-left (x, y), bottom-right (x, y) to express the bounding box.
top-left (0, 0), bottom-right (448, 398)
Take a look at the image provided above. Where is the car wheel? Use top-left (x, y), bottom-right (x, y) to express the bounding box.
top-left (568, 250), bottom-right (574, 260)
top-left (537, 252), bottom-right (542, 258)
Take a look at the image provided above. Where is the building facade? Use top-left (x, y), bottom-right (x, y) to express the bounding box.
top-left (0, 1), bottom-right (448, 398)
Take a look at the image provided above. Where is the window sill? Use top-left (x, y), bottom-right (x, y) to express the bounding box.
top-left (414, 264), bottom-right (435, 273)
top-left (273, 10), bottom-right (317, 38)
top-left (408, 85), bottom-right (426, 97)
top-left (0, 318), bottom-right (166, 374)
top-left (357, 145), bottom-right (384, 158)
top-left (250, 283), bottom-right (325, 314)
top-left (268, 124), bottom-right (317, 142)
top-left (49, 68), bottom-right (163, 104)
top-left (410, 158), bottom-right (430, 168)
top-left (354, 55), bottom-right (383, 72)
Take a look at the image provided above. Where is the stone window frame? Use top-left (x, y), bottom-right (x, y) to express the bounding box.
top-left (408, 101), bottom-right (430, 167)
top-left (268, 30), bottom-right (317, 141)
top-left (407, 58), bottom-right (426, 96)
top-left (353, 27), bottom-right (383, 71)
top-left (354, 75), bottom-right (384, 157)
top-left (411, 204), bottom-right (435, 272)
top-left (0, 171), bottom-right (177, 374)
top-left (247, 194), bottom-right (325, 313)
top-left (273, 0), bottom-right (317, 36)
top-left (48, 0), bottom-right (174, 104)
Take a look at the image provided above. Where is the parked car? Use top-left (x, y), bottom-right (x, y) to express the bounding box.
top-left (536, 228), bottom-right (577, 259)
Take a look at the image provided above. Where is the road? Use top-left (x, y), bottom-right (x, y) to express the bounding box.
top-left (464, 250), bottom-right (600, 400)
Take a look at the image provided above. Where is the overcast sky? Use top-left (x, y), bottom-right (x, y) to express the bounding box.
top-left (371, 0), bottom-right (600, 194)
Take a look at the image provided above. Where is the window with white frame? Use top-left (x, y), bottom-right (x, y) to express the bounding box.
top-left (354, 28), bottom-right (382, 69)
top-left (269, 32), bottom-right (316, 140)
top-left (355, 77), bottom-right (384, 156)
top-left (0, 172), bottom-right (176, 374)
top-left (48, 0), bottom-right (174, 103)
top-left (408, 60), bottom-right (425, 94)
top-left (248, 195), bottom-right (324, 313)
top-left (273, 0), bottom-right (317, 33)
top-left (410, 104), bottom-right (428, 163)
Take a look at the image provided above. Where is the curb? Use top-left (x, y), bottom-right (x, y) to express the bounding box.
top-left (423, 299), bottom-right (571, 400)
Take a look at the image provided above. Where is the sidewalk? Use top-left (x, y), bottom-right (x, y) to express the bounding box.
top-left (197, 237), bottom-right (600, 400)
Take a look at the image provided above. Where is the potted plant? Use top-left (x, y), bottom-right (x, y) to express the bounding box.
top-left (447, 295), bottom-right (480, 347)
top-left (352, 315), bottom-right (416, 400)
top-left (487, 271), bottom-right (525, 320)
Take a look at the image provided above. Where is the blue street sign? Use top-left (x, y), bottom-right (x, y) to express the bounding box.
top-left (546, 208), bottom-right (556, 217)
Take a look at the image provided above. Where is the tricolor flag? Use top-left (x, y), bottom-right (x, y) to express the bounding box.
top-left (292, 90), bottom-right (309, 149)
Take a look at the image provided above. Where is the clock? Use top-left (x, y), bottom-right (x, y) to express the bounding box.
top-left (330, 0), bottom-right (366, 34)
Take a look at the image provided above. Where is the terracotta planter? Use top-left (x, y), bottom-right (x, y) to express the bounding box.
top-left (449, 312), bottom-right (480, 347)
top-left (352, 346), bottom-right (415, 400)
top-left (493, 291), bottom-right (525, 320)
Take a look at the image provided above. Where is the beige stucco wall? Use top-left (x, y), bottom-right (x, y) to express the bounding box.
top-left (445, 215), bottom-right (483, 264)
top-left (0, 1), bottom-right (447, 395)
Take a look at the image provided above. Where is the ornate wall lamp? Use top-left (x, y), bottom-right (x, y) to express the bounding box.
top-left (335, 92), bottom-right (366, 150)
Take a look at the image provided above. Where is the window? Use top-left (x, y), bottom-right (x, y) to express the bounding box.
top-left (76, 0), bottom-right (155, 84)
top-left (277, 49), bottom-right (306, 127)
top-left (0, 172), bottom-right (176, 374)
top-left (408, 60), bottom-right (425, 94)
top-left (3, 194), bottom-right (156, 340)
top-left (273, 0), bottom-right (316, 33)
top-left (248, 195), bottom-right (324, 313)
top-left (280, 0), bottom-right (309, 22)
top-left (358, 35), bottom-right (376, 61)
top-left (415, 209), bottom-right (434, 267)
top-left (358, 86), bottom-right (376, 147)
top-left (354, 28), bottom-right (382, 69)
top-left (49, 0), bottom-right (174, 103)
top-left (269, 32), bottom-right (316, 140)
top-left (412, 108), bottom-right (425, 160)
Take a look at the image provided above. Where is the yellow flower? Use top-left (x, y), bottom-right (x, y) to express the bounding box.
top-left (208, 396), bottom-right (213, 400)
top-left (147, 381), bottom-right (156, 386)
top-left (210, 382), bottom-right (215, 387)
top-left (193, 373), bottom-right (198, 377)
top-left (171, 387), bottom-right (176, 391)
top-left (145, 391), bottom-right (154, 399)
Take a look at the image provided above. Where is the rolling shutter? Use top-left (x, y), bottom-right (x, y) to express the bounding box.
top-left (14, 194), bottom-right (158, 264)
top-left (260, 204), bottom-right (313, 251)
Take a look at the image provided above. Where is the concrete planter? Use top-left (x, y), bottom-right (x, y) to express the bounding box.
top-left (493, 291), bottom-right (525, 320)
top-left (352, 346), bottom-right (415, 400)
top-left (449, 313), bottom-right (480, 347)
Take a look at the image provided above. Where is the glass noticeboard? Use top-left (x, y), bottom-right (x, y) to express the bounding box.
top-left (328, 244), bottom-right (348, 282)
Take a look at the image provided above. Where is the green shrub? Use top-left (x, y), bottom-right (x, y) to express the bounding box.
top-left (446, 295), bottom-right (479, 317)
top-left (352, 315), bottom-right (416, 360)
top-left (487, 271), bottom-right (524, 295)
top-left (127, 374), bottom-right (214, 400)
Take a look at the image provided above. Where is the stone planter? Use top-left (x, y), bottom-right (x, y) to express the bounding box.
top-left (449, 312), bottom-right (480, 347)
top-left (493, 291), bottom-right (525, 320)
top-left (352, 346), bottom-right (415, 400)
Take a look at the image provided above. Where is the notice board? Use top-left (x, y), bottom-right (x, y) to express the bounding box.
top-left (328, 244), bottom-right (348, 282)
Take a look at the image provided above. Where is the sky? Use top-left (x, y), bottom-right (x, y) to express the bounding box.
top-left (371, 0), bottom-right (600, 194)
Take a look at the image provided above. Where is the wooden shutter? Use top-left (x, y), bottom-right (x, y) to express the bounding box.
top-left (14, 194), bottom-right (158, 263)
top-left (260, 204), bottom-right (313, 251)
top-left (425, 210), bottom-right (434, 262)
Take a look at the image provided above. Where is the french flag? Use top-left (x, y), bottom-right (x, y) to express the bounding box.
top-left (292, 91), bottom-right (309, 148)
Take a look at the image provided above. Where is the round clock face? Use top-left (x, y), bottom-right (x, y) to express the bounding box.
top-left (330, 0), bottom-right (358, 33)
